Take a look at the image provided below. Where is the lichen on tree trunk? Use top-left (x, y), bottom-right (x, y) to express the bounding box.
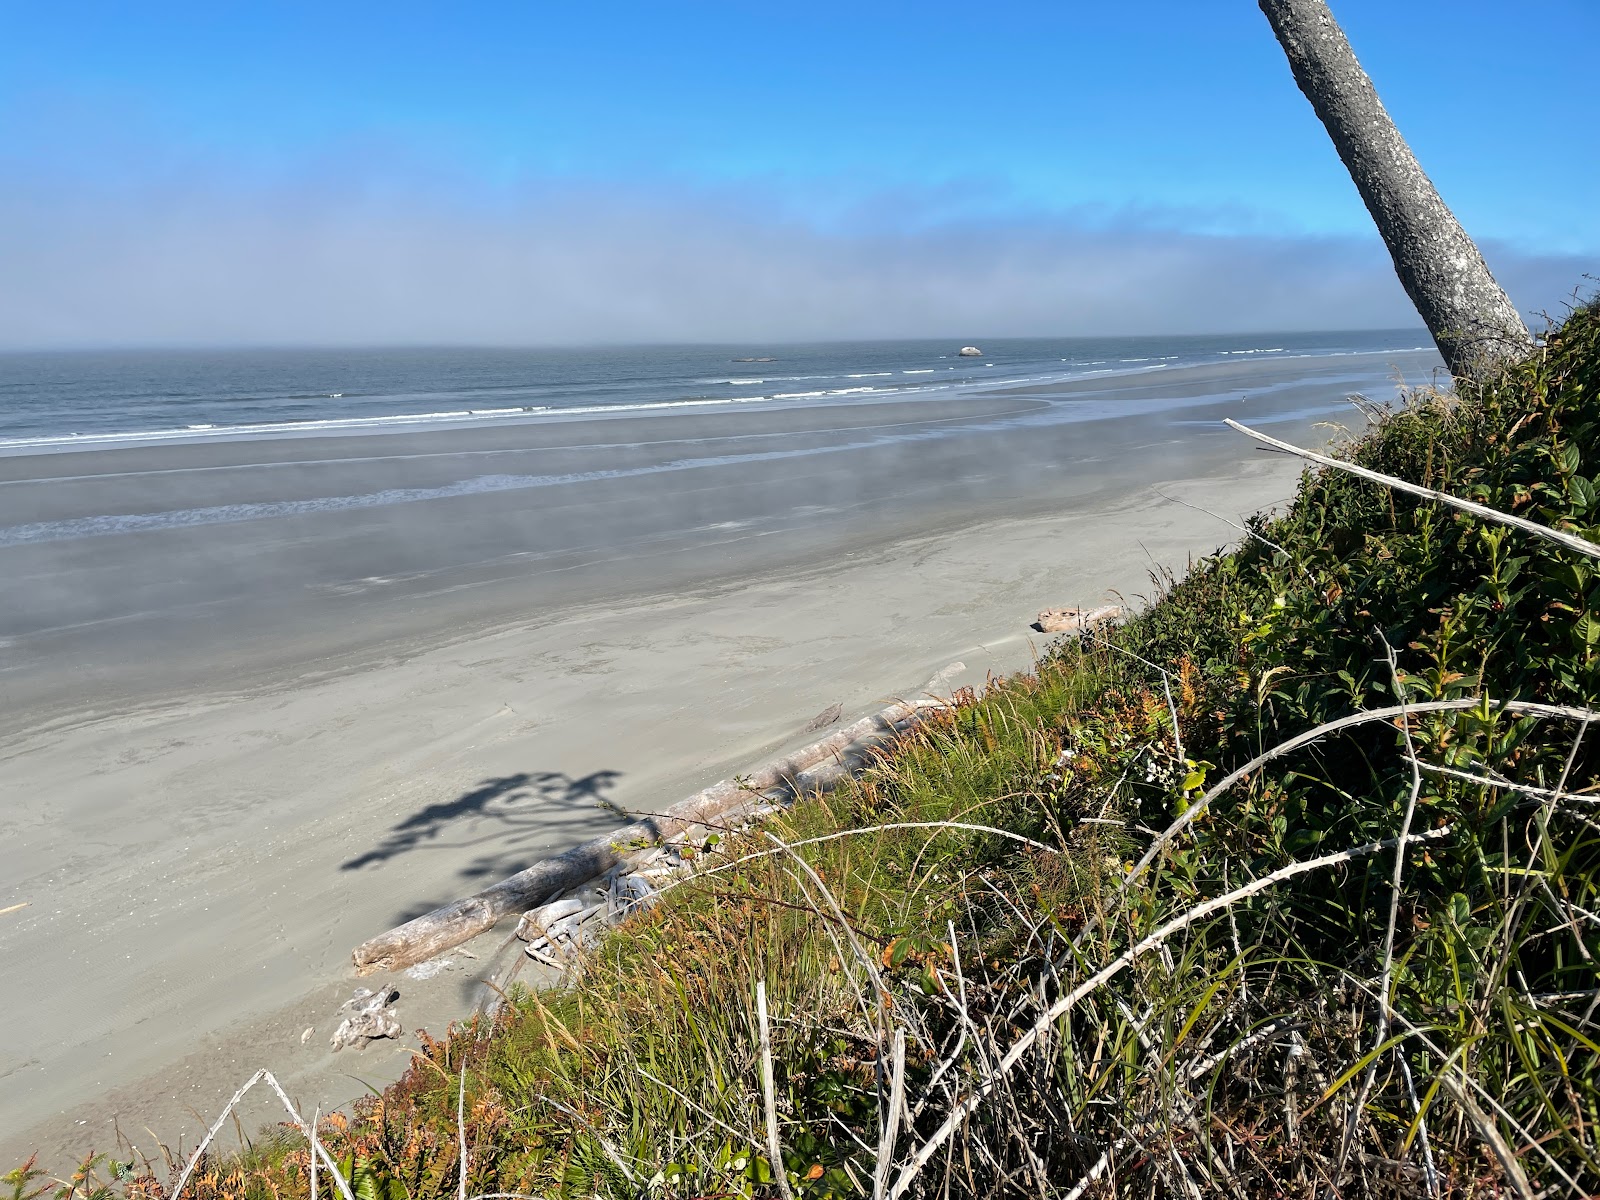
top-left (1259, 0), bottom-right (1532, 378)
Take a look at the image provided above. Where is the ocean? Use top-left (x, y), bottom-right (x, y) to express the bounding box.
top-left (0, 330), bottom-right (1432, 452)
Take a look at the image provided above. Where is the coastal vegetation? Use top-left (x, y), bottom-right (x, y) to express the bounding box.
top-left (19, 297), bottom-right (1597, 1198)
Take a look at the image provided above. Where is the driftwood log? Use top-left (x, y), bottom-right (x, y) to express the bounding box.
top-left (351, 665), bottom-right (964, 975)
top-left (1033, 604), bottom-right (1124, 635)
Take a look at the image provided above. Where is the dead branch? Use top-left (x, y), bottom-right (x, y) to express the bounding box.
top-left (1225, 418), bottom-right (1600, 562)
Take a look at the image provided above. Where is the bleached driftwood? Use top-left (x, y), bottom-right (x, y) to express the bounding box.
top-left (514, 897), bottom-right (584, 942)
top-left (352, 665), bottom-right (964, 974)
top-left (1033, 604), bottom-right (1124, 635)
top-left (521, 902), bottom-right (604, 954)
top-left (608, 871), bottom-right (658, 917)
top-left (329, 986), bottom-right (401, 1051)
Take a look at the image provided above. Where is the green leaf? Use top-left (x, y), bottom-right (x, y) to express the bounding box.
top-left (1572, 475), bottom-right (1597, 511)
top-left (1577, 613), bottom-right (1600, 648)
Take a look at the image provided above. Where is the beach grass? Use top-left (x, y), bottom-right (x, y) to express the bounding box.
top-left (32, 298), bottom-right (1600, 1198)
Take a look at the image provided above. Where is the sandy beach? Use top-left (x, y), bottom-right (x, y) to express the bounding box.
top-left (0, 349), bottom-right (1440, 1164)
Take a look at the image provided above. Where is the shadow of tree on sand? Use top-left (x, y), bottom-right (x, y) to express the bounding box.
top-left (342, 769), bottom-right (626, 874)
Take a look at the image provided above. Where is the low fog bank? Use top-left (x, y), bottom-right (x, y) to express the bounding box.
top-left (0, 172), bottom-right (1588, 349)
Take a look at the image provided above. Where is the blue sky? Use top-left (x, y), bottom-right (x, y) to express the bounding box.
top-left (1, 1), bottom-right (1594, 346)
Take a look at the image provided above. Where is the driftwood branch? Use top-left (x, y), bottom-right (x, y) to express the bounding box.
top-left (352, 667), bottom-right (963, 974)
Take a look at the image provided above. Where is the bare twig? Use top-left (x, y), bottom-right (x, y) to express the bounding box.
top-left (1122, 697), bottom-right (1600, 899)
top-left (1416, 760), bottom-right (1600, 805)
top-left (1151, 486), bottom-right (1302, 571)
top-left (1225, 419), bottom-right (1600, 561)
top-left (169, 1071), bottom-right (355, 1200)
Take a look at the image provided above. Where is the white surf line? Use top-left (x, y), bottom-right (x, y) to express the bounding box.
top-left (0, 401), bottom-right (1047, 488)
top-left (1, 348), bottom-right (1419, 458)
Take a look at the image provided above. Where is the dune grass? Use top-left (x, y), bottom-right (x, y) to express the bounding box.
top-left (19, 300), bottom-right (1600, 1200)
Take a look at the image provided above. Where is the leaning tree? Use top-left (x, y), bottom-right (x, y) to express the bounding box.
top-left (1259, 0), bottom-right (1533, 379)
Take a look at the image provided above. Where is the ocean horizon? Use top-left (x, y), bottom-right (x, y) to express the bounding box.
top-left (0, 329), bottom-right (1433, 452)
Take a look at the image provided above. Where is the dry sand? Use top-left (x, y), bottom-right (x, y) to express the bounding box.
top-left (0, 349), bottom-right (1440, 1164)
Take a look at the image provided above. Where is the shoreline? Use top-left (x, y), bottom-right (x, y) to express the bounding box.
top-left (0, 336), bottom-right (1431, 455)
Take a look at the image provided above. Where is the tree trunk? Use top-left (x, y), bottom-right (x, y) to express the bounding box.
top-left (1259, 0), bottom-right (1532, 378)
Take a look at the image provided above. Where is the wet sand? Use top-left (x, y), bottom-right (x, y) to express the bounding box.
top-left (0, 349), bottom-right (1439, 1164)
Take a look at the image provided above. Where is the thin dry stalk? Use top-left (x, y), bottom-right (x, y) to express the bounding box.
top-left (1060, 1141), bottom-right (1125, 1200)
top-left (633, 1067), bottom-right (753, 1145)
top-left (756, 981), bottom-right (796, 1200)
top-left (1340, 641), bottom-right (1428, 1174)
top-left (1339, 975), bottom-right (1585, 1196)
top-left (1397, 1054), bottom-right (1441, 1198)
top-left (1442, 1077), bottom-right (1536, 1200)
top-left (763, 831), bottom-right (893, 1044)
top-left (1124, 697), bottom-right (1600, 897)
top-left (1225, 418), bottom-right (1600, 562)
top-left (457, 1057), bottom-right (468, 1200)
top-left (1086, 629), bottom-right (1186, 763)
top-left (655, 821), bottom-right (1067, 902)
top-left (909, 922), bottom-right (976, 1124)
top-left (535, 1094), bottom-right (636, 1184)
